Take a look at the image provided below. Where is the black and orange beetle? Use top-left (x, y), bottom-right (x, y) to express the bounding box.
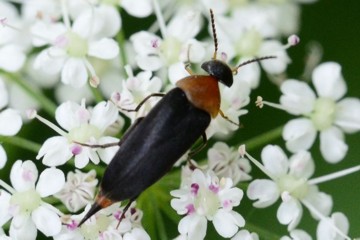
top-left (78, 9), bottom-right (274, 226)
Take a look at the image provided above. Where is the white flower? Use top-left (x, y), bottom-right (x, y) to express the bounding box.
top-left (54, 170), bottom-right (98, 212)
top-left (171, 169), bottom-right (245, 240)
top-left (280, 62), bottom-right (360, 163)
top-left (33, 5), bottom-right (120, 88)
top-left (115, 66), bottom-right (162, 122)
top-left (35, 100), bottom-right (120, 168)
top-left (130, 9), bottom-right (205, 82)
top-left (207, 142), bottom-right (252, 185)
top-left (0, 160), bottom-right (65, 239)
top-left (246, 145), bottom-right (332, 230)
top-left (316, 212), bottom-right (349, 240)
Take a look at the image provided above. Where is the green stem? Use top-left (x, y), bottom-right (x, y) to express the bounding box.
top-left (0, 135), bottom-right (41, 153)
top-left (89, 85), bottom-right (104, 103)
top-left (2, 71), bottom-right (57, 116)
top-left (243, 125), bottom-right (283, 151)
top-left (116, 28), bottom-right (128, 70)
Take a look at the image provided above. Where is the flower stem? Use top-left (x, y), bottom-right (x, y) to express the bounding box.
top-left (243, 125), bottom-right (283, 151)
top-left (2, 71), bottom-right (57, 116)
top-left (0, 135), bottom-right (41, 153)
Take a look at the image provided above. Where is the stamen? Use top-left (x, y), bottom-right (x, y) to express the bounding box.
top-left (83, 59), bottom-right (100, 88)
top-left (60, 0), bottom-right (71, 29)
top-left (255, 96), bottom-right (286, 111)
top-left (124, 65), bottom-right (134, 78)
top-left (238, 145), bottom-right (276, 180)
top-left (0, 179), bottom-right (15, 194)
top-left (301, 199), bottom-right (351, 240)
top-left (308, 165), bottom-right (360, 185)
top-left (286, 35), bottom-right (300, 47)
top-left (152, 0), bottom-right (167, 38)
top-left (29, 110), bottom-right (68, 137)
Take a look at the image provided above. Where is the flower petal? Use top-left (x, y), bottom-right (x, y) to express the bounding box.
top-left (55, 101), bottom-right (90, 130)
top-left (319, 127), bottom-right (348, 163)
top-left (135, 55), bottom-right (163, 71)
top-left (33, 48), bottom-right (66, 75)
top-left (0, 145), bottom-right (7, 169)
top-left (88, 38), bottom-right (119, 59)
top-left (0, 108), bottom-right (22, 136)
top-left (32, 206), bottom-right (62, 236)
top-left (283, 118), bottom-right (317, 152)
top-left (288, 151), bottom-right (314, 179)
top-left (90, 101), bottom-right (118, 132)
top-left (36, 168), bottom-right (65, 197)
top-left (259, 40), bottom-right (290, 74)
top-left (312, 62), bottom-right (346, 101)
top-left (334, 97), bottom-right (360, 133)
top-left (277, 199), bottom-right (302, 230)
top-left (280, 80), bottom-right (316, 115)
top-left (121, 0), bottom-right (153, 17)
top-left (0, 190), bottom-right (12, 226)
top-left (10, 160), bottom-right (38, 192)
top-left (247, 179), bottom-right (279, 208)
top-left (213, 210), bottom-right (245, 238)
top-left (0, 77), bottom-right (9, 109)
top-left (10, 215), bottom-right (37, 240)
top-left (36, 136), bottom-right (72, 167)
top-left (178, 215), bottom-right (207, 240)
top-left (0, 44), bottom-right (26, 72)
top-left (97, 137), bottom-right (120, 164)
top-left (317, 212), bottom-right (349, 240)
top-left (304, 186), bottom-right (333, 220)
top-left (261, 145), bottom-right (288, 176)
top-left (61, 58), bottom-right (87, 88)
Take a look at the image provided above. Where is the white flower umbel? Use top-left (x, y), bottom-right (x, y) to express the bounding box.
top-left (207, 142), bottom-right (252, 185)
top-left (171, 169), bottom-right (245, 240)
top-left (33, 2), bottom-right (120, 88)
top-left (241, 144), bottom-right (359, 238)
top-left (54, 170), bottom-right (98, 212)
top-left (0, 160), bottom-right (65, 239)
top-left (258, 62), bottom-right (360, 163)
top-left (33, 100), bottom-right (120, 168)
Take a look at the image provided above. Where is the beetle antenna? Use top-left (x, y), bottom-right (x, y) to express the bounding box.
top-left (209, 9), bottom-right (218, 60)
top-left (232, 56), bottom-right (277, 74)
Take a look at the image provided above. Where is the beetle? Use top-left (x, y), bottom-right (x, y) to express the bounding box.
top-left (77, 9), bottom-right (274, 227)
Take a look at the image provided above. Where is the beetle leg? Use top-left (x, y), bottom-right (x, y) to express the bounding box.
top-left (219, 109), bottom-right (239, 126)
top-left (74, 117), bottom-right (145, 149)
top-left (184, 44), bottom-right (195, 75)
top-left (115, 197), bottom-right (137, 229)
top-left (121, 93), bottom-right (165, 112)
top-left (187, 133), bottom-right (207, 166)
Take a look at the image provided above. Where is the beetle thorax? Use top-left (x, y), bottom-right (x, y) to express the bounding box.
top-left (176, 75), bottom-right (220, 118)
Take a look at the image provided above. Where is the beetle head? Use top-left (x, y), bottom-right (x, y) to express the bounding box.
top-left (201, 59), bottom-right (233, 87)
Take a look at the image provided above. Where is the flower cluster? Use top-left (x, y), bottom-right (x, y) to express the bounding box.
top-left (0, 0), bottom-right (359, 239)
